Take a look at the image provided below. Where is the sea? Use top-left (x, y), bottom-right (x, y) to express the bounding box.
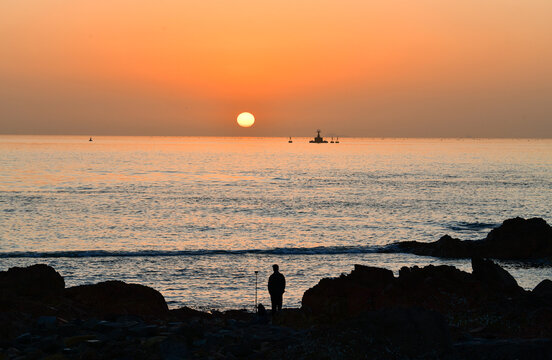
top-left (1, 135), bottom-right (551, 310)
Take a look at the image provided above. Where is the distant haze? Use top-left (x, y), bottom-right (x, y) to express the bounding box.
top-left (1, 0), bottom-right (551, 137)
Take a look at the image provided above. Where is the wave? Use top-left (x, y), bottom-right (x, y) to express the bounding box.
top-left (0, 245), bottom-right (389, 259)
top-left (448, 221), bottom-right (497, 231)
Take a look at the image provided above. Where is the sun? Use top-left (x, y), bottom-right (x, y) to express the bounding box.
top-left (237, 112), bottom-right (255, 127)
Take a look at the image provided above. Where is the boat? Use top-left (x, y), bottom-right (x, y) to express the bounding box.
top-left (330, 137), bottom-right (334, 143)
top-left (288, 137), bottom-right (293, 143)
top-left (89, 137), bottom-right (93, 142)
top-left (335, 137), bottom-right (340, 144)
top-left (309, 129), bottom-right (328, 143)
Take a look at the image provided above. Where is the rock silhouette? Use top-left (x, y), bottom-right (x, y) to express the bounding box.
top-left (2, 261), bottom-right (552, 358)
top-left (301, 259), bottom-right (552, 340)
top-left (393, 217), bottom-right (552, 259)
top-left (65, 280), bottom-right (169, 318)
top-left (533, 279), bottom-right (552, 300)
top-left (0, 264), bottom-right (64, 298)
top-left (302, 262), bottom-right (515, 317)
top-left (471, 256), bottom-right (521, 294)
top-left (301, 265), bottom-right (395, 315)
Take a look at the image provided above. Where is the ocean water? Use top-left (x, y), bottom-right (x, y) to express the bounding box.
top-left (1, 135), bottom-right (551, 310)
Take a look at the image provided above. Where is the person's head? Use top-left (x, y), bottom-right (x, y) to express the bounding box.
top-left (272, 264), bottom-right (279, 273)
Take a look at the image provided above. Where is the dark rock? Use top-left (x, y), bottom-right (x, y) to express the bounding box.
top-left (169, 306), bottom-right (211, 321)
top-left (530, 279), bottom-right (552, 314)
top-left (221, 309), bottom-right (253, 321)
top-left (5, 347), bottom-right (21, 358)
top-left (84, 339), bottom-right (102, 348)
top-left (79, 347), bottom-right (99, 360)
top-left (482, 217), bottom-right (552, 259)
top-left (392, 217), bottom-right (552, 260)
top-left (356, 307), bottom-right (452, 357)
top-left (63, 347), bottom-right (78, 356)
top-left (175, 323), bottom-right (204, 342)
top-left (300, 259), bottom-right (552, 342)
top-left (128, 324), bottom-right (159, 337)
top-left (93, 320), bottom-right (138, 333)
top-left (526, 307), bottom-right (552, 337)
top-left (36, 335), bottom-right (62, 354)
top-left (389, 264), bottom-right (496, 315)
top-left (20, 347), bottom-right (43, 359)
top-left (287, 307), bottom-right (451, 359)
top-left (397, 235), bottom-right (475, 258)
top-left (302, 265), bottom-right (394, 315)
top-left (64, 335), bottom-right (97, 348)
top-left (65, 281), bottom-right (169, 318)
top-left (82, 318), bottom-right (100, 330)
top-left (115, 314), bottom-right (145, 323)
top-left (471, 257), bottom-right (522, 295)
top-left (0, 264), bottom-right (65, 298)
top-left (226, 343), bottom-right (254, 358)
top-left (192, 338), bottom-right (207, 349)
top-left (533, 279), bottom-right (552, 299)
top-left (14, 333), bottom-right (31, 344)
top-left (451, 338), bottom-right (552, 360)
top-left (4, 262), bottom-right (552, 359)
top-left (36, 316), bottom-right (58, 329)
top-left (57, 323), bottom-right (79, 337)
top-left (302, 260), bottom-right (522, 318)
top-left (158, 336), bottom-right (189, 360)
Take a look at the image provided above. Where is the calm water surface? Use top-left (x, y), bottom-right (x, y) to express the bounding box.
top-left (1, 136), bottom-right (551, 309)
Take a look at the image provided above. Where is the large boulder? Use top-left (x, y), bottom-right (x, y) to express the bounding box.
top-left (302, 260), bottom-right (518, 317)
top-left (0, 264), bottom-right (65, 298)
top-left (392, 217), bottom-right (552, 260)
top-left (389, 264), bottom-right (490, 313)
top-left (533, 279), bottom-right (552, 298)
top-left (65, 281), bottom-right (169, 318)
top-left (471, 257), bottom-right (522, 295)
top-left (302, 265), bottom-right (394, 315)
top-left (480, 217), bottom-right (552, 259)
top-left (531, 279), bottom-right (552, 308)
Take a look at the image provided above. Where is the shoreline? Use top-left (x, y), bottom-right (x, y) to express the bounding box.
top-left (2, 256), bottom-right (552, 359)
top-left (2, 218), bottom-right (552, 358)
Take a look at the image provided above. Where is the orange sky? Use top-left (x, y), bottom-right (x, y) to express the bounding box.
top-left (1, 0), bottom-right (551, 137)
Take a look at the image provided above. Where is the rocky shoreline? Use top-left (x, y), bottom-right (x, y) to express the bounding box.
top-left (389, 217), bottom-right (552, 260)
top-left (2, 253), bottom-right (552, 359)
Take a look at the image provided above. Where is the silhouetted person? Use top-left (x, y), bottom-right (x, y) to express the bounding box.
top-left (268, 264), bottom-right (286, 314)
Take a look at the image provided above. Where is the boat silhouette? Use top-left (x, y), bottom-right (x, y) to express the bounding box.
top-left (288, 137), bottom-right (293, 143)
top-left (309, 129), bottom-right (328, 143)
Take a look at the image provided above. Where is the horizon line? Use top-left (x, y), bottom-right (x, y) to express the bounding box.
top-left (1, 133), bottom-right (552, 140)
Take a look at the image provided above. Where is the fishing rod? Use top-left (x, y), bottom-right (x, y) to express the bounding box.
top-left (254, 270), bottom-right (258, 313)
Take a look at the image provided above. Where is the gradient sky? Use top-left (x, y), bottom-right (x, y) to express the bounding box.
top-left (1, 0), bottom-right (551, 137)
